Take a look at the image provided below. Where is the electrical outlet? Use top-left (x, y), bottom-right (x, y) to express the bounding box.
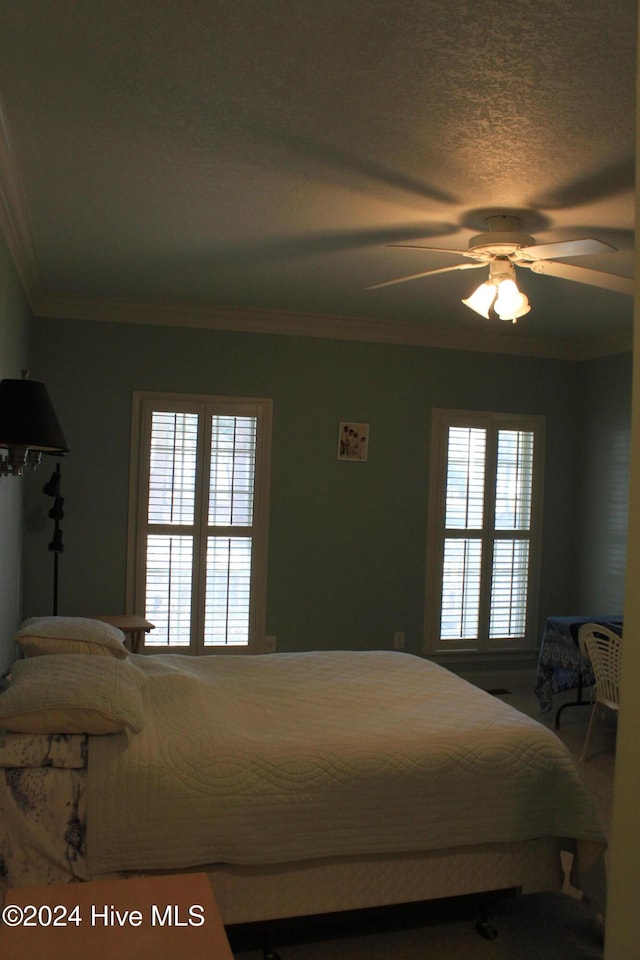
top-left (393, 631), bottom-right (405, 650)
top-left (265, 635), bottom-right (277, 654)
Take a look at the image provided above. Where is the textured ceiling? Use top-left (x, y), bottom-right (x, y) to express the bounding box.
top-left (0, 0), bottom-right (636, 356)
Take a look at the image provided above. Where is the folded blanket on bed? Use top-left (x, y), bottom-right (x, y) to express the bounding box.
top-left (86, 651), bottom-right (606, 883)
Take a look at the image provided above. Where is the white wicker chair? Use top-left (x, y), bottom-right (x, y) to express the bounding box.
top-left (577, 622), bottom-right (622, 762)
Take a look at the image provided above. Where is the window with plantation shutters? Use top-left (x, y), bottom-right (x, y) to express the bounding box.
top-left (425, 411), bottom-right (544, 654)
top-left (127, 393), bottom-right (272, 655)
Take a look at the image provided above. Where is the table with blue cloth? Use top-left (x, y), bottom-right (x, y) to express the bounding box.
top-left (534, 614), bottom-right (623, 726)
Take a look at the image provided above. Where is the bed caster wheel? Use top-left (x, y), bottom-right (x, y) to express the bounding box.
top-left (476, 919), bottom-right (498, 940)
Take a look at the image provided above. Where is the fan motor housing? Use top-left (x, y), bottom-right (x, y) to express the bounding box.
top-left (468, 231), bottom-right (536, 258)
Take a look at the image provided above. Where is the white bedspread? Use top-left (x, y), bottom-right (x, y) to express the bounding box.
top-left (86, 651), bottom-right (605, 877)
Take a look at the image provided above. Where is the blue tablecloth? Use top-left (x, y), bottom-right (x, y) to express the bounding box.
top-left (534, 614), bottom-right (623, 712)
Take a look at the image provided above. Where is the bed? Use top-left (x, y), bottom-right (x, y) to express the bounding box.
top-left (0, 618), bottom-right (607, 931)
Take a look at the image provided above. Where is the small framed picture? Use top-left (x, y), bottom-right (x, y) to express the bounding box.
top-left (337, 421), bottom-right (369, 462)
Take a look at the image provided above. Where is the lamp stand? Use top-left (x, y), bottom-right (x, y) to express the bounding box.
top-left (43, 463), bottom-right (64, 615)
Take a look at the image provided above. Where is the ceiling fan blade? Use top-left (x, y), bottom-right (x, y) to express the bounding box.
top-left (520, 237), bottom-right (617, 260)
top-left (528, 260), bottom-right (634, 294)
top-left (387, 243), bottom-right (472, 256)
top-left (367, 261), bottom-right (485, 290)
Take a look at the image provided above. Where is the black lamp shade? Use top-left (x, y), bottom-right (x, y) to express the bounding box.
top-left (0, 378), bottom-right (68, 453)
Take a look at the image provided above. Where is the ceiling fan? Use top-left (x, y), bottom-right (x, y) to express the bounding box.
top-left (367, 214), bottom-right (634, 323)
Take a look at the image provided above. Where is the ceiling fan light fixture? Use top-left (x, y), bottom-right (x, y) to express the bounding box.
top-left (462, 259), bottom-right (531, 324)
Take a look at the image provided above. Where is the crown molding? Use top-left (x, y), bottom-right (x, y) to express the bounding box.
top-left (0, 94), bottom-right (45, 309)
top-left (32, 293), bottom-right (632, 361)
top-left (568, 331), bottom-right (634, 361)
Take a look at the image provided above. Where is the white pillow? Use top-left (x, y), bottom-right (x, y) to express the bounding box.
top-left (0, 654), bottom-right (144, 735)
top-left (16, 616), bottom-right (128, 659)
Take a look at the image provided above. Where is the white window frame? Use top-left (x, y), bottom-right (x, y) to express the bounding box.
top-left (126, 391), bottom-right (272, 655)
top-left (424, 409), bottom-right (545, 655)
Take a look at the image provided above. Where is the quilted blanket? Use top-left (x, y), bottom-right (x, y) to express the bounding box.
top-left (86, 651), bottom-right (605, 878)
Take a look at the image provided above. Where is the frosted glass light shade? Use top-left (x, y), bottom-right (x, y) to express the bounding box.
top-left (461, 282), bottom-right (497, 319)
top-left (494, 279), bottom-right (530, 322)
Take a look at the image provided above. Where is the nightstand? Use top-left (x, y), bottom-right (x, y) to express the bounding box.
top-left (90, 615), bottom-right (155, 653)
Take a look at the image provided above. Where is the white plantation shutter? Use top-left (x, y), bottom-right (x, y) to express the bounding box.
top-left (209, 416), bottom-right (256, 526)
top-left (444, 427), bottom-right (486, 529)
top-left (129, 394), bottom-right (271, 654)
top-left (440, 427), bottom-right (486, 640)
top-left (441, 538), bottom-right (482, 639)
top-left (427, 411), bottom-right (543, 654)
top-left (489, 429), bottom-right (535, 639)
top-left (489, 539), bottom-right (530, 638)
top-left (205, 537), bottom-right (252, 645)
top-left (494, 430), bottom-right (534, 530)
top-left (148, 412), bottom-right (198, 525)
top-left (146, 534), bottom-right (193, 645)
top-left (204, 416), bottom-right (257, 647)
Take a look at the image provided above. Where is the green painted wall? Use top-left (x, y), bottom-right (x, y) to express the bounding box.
top-left (22, 315), bottom-right (602, 659)
top-left (0, 230), bottom-right (30, 671)
top-left (576, 351), bottom-right (632, 612)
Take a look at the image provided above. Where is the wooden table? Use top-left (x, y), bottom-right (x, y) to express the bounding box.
top-left (0, 872), bottom-right (233, 959)
top-left (90, 615), bottom-right (155, 653)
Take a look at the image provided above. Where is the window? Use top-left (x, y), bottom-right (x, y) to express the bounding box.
top-left (127, 393), bottom-right (272, 654)
top-left (425, 410), bottom-right (544, 654)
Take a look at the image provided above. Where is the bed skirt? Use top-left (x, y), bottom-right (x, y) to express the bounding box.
top-left (136, 837), bottom-right (566, 925)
